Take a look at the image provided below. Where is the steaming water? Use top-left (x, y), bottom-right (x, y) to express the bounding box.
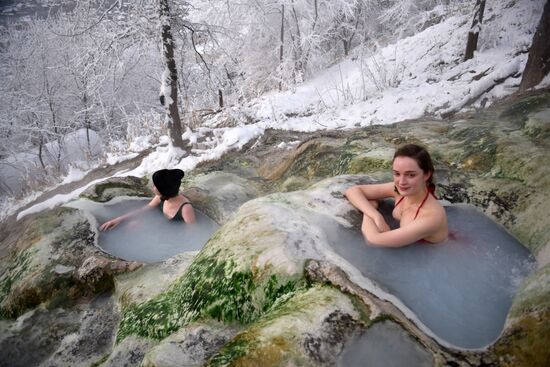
top-left (66, 198), bottom-right (219, 263)
top-left (323, 201), bottom-right (535, 349)
top-left (338, 321), bottom-right (434, 367)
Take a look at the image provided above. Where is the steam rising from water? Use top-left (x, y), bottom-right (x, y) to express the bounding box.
top-left (67, 198), bottom-right (219, 263)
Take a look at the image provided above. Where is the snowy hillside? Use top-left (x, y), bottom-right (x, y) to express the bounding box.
top-left (132, 0), bottom-right (547, 171)
top-left (245, 0), bottom-right (546, 131)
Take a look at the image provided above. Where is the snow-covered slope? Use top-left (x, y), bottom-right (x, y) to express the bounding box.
top-left (244, 0), bottom-right (546, 131)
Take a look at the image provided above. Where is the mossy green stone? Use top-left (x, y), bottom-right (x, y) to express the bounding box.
top-left (208, 285), bottom-right (363, 367)
top-left (117, 252), bottom-right (307, 342)
top-left (500, 93), bottom-right (550, 124)
top-left (493, 311), bottom-right (550, 367)
top-left (0, 248), bottom-right (37, 318)
top-left (346, 156), bottom-right (392, 174)
top-left (286, 142), bottom-right (341, 179)
top-left (509, 264), bottom-right (550, 319)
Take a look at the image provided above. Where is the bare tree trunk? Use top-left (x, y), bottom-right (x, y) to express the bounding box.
top-left (44, 74), bottom-right (62, 173)
top-left (159, 0), bottom-right (185, 149)
top-left (343, 4), bottom-right (362, 57)
top-left (464, 0), bottom-right (486, 61)
top-left (33, 115), bottom-right (46, 170)
top-left (279, 4), bottom-right (285, 91)
top-left (83, 90), bottom-right (91, 157)
top-left (343, 40), bottom-right (349, 56)
top-left (38, 136), bottom-right (46, 171)
top-left (519, 0), bottom-right (550, 91)
top-left (291, 6), bottom-right (303, 79)
top-left (218, 89), bottom-right (224, 109)
top-left (302, 0), bottom-right (318, 76)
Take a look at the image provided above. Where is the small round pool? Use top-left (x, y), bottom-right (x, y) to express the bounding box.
top-left (66, 198), bottom-right (219, 263)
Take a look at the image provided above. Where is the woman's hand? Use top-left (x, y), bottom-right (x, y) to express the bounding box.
top-left (100, 217), bottom-right (122, 231)
top-left (372, 213), bottom-right (390, 232)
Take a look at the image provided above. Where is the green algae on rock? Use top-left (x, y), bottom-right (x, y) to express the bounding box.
top-left (492, 311), bottom-right (550, 367)
top-left (117, 251), bottom-right (306, 342)
top-left (115, 251), bottom-right (198, 309)
top-left (491, 264), bottom-right (550, 367)
top-left (0, 247), bottom-right (37, 317)
top-left (141, 321), bottom-right (238, 367)
top-left (207, 285), bottom-right (366, 367)
top-left (508, 264), bottom-right (550, 319)
top-left (0, 207), bottom-right (139, 319)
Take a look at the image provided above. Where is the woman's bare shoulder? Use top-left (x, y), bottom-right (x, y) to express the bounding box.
top-left (416, 197), bottom-right (446, 221)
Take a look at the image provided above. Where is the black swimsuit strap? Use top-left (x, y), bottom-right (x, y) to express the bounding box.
top-left (160, 200), bottom-right (192, 220)
top-left (177, 201), bottom-right (191, 212)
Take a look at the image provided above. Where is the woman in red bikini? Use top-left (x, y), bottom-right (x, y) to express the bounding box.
top-left (345, 144), bottom-right (448, 247)
top-left (100, 168), bottom-right (196, 230)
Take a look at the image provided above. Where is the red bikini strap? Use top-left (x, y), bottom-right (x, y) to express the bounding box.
top-left (395, 196), bottom-right (405, 207)
top-left (414, 190), bottom-right (431, 220)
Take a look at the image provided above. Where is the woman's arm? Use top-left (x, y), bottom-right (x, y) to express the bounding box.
top-left (361, 212), bottom-right (442, 247)
top-left (100, 196), bottom-right (160, 231)
top-left (344, 182), bottom-right (394, 232)
top-left (344, 182), bottom-right (395, 216)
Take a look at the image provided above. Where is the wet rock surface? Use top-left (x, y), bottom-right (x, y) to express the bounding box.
top-left (0, 206), bottom-right (139, 319)
top-left (142, 322), bottom-right (238, 367)
top-left (80, 176), bottom-right (153, 203)
top-left (182, 171), bottom-right (263, 225)
top-left (0, 90), bottom-right (548, 366)
top-left (0, 294), bottom-right (119, 367)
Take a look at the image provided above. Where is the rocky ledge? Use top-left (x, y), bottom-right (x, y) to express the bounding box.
top-left (0, 90), bottom-right (549, 366)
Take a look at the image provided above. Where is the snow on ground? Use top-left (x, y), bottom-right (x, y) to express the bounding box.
top-left (250, 0), bottom-right (544, 131)
top-left (13, 124), bottom-right (265, 220)
top-left (4, 0), bottom-right (547, 221)
top-left (1, 128), bottom-right (103, 197)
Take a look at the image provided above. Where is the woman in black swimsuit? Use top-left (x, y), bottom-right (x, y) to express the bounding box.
top-left (100, 169), bottom-right (196, 231)
top-left (344, 144), bottom-right (448, 247)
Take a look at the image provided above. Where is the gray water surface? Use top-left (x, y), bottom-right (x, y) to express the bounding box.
top-left (338, 321), bottom-right (434, 367)
top-left (324, 201), bottom-right (535, 349)
top-left (67, 198), bottom-right (219, 263)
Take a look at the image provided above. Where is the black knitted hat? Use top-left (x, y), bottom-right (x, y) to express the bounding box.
top-left (152, 169), bottom-right (184, 198)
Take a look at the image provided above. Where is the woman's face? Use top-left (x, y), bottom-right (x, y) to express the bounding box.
top-left (392, 156), bottom-right (430, 196)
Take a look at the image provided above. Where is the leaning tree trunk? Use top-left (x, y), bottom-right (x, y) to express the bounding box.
top-left (519, 0), bottom-right (550, 91)
top-left (279, 4), bottom-right (285, 91)
top-left (159, 0), bottom-right (185, 149)
top-left (464, 0), bottom-right (486, 61)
